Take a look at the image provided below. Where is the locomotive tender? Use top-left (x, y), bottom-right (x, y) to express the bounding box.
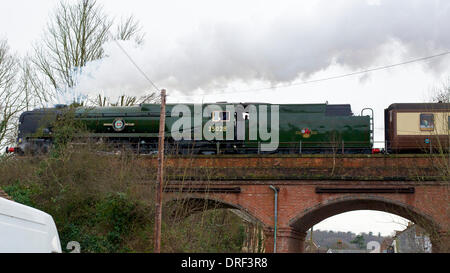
top-left (6, 102), bottom-right (449, 155)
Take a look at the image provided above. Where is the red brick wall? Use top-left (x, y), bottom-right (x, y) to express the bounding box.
top-left (164, 181), bottom-right (449, 252)
top-left (158, 156), bottom-right (449, 252)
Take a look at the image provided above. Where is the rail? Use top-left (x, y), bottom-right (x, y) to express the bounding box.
top-left (61, 138), bottom-right (450, 155)
top-left (69, 140), bottom-right (385, 155)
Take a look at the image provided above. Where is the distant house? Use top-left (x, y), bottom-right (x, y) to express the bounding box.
top-left (326, 239), bottom-right (365, 253)
top-left (391, 223), bottom-right (432, 253)
top-left (380, 237), bottom-right (395, 253)
top-left (366, 241), bottom-right (381, 253)
top-left (327, 249), bottom-right (368, 253)
top-left (304, 239), bottom-right (320, 253)
top-left (327, 240), bottom-right (383, 253)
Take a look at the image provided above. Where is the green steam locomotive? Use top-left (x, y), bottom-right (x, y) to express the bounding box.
top-left (7, 102), bottom-right (373, 155)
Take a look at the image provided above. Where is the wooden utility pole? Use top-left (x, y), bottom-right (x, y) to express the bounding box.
top-left (154, 89), bottom-right (166, 253)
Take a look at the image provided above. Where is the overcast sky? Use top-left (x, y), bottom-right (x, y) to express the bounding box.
top-left (1, 0), bottom-right (447, 236)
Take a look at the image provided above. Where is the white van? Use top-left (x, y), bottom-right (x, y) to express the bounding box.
top-left (0, 197), bottom-right (62, 253)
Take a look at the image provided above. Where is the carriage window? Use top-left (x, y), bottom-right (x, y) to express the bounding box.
top-left (448, 116), bottom-right (450, 130)
top-left (420, 114), bottom-right (434, 130)
top-left (212, 111), bottom-right (230, 122)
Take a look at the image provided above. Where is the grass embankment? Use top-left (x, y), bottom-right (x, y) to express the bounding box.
top-left (0, 148), bottom-right (251, 253)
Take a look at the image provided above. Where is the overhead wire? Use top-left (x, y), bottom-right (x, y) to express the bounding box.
top-left (89, 11), bottom-right (450, 100)
top-left (92, 12), bottom-right (161, 94)
top-left (111, 39), bottom-right (161, 93)
top-left (171, 50), bottom-right (450, 99)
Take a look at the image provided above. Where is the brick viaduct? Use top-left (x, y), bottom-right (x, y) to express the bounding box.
top-left (140, 154), bottom-right (449, 253)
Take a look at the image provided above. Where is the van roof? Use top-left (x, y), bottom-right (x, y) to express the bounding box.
top-left (0, 197), bottom-right (53, 226)
top-left (0, 197), bottom-right (62, 253)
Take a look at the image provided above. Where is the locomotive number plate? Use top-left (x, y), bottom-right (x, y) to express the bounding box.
top-left (208, 125), bottom-right (227, 132)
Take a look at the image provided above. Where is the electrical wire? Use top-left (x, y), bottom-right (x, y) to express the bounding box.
top-left (111, 39), bottom-right (161, 93)
top-left (172, 50), bottom-right (450, 98)
top-left (91, 10), bottom-right (450, 99)
top-left (92, 12), bottom-right (161, 94)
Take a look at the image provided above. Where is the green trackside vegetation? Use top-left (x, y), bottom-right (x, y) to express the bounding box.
top-left (0, 150), bottom-right (254, 253)
top-left (0, 110), bottom-right (258, 253)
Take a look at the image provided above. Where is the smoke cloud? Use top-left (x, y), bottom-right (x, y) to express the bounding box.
top-left (73, 0), bottom-right (450, 99)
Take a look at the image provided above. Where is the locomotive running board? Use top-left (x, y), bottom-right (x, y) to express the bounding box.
top-left (315, 187), bottom-right (415, 194)
top-left (164, 187), bottom-right (241, 193)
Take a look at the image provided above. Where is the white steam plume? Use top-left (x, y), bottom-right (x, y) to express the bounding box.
top-left (72, 0), bottom-right (450, 100)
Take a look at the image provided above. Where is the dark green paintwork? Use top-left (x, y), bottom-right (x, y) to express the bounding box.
top-left (71, 103), bottom-right (372, 150)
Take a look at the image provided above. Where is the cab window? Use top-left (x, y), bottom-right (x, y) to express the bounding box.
top-left (212, 111), bottom-right (230, 122)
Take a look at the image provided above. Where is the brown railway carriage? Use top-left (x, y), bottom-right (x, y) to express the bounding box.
top-left (385, 103), bottom-right (450, 153)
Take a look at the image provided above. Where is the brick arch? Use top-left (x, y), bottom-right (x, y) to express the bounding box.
top-left (288, 195), bottom-right (443, 252)
top-left (289, 195), bottom-right (441, 233)
top-left (163, 195), bottom-right (266, 226)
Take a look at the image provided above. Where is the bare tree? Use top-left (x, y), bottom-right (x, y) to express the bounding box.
top-left (430, 77), bottom-right (450, 103)
top-left (33, 0), bottom-right (112, 93)
top-left (19, 57), bottom-right (55, 109)
top-left (0, 39), bottom-right (25, 150)
top-left (31, 0), bottom-right (149, 105)
top-left (115, 15), bottom-right (145, 45)
top-left (91, 93), bottom-right (158, 107)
